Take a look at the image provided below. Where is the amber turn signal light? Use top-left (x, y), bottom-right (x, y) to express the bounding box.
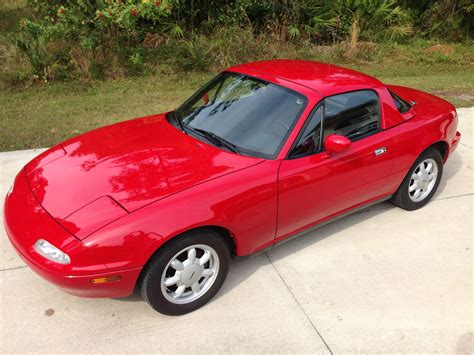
top-left (91, 275), bottom-right (121, 284)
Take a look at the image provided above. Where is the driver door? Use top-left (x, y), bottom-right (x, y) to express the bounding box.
top-left (276, 89), bottom-right (394, 240)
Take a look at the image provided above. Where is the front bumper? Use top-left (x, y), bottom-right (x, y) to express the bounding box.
top-left (4, 169), bottom-right (141, 298)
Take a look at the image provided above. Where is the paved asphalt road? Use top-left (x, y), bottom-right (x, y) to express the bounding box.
top-left (0, 108), bottom-right (472, 354)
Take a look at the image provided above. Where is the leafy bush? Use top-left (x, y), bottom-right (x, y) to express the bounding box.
top-left (13, 0), bottom-right (174, 80)
top-left (1, 0), bottom-right (472, 84)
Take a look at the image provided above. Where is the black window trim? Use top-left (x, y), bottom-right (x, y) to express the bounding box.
top-left (286, 88), bottom-right (382, 160)
top-left (287, 103), bottom-right (324, 159)
top-left (388, 88), bottom-right (412, 113)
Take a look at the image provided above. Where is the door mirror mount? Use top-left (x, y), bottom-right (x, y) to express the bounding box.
top-left (324, 134), bottom-right (351, 154)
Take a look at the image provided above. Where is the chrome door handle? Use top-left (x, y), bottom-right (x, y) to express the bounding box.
top-left (374, 147), bottom-right (387, 156)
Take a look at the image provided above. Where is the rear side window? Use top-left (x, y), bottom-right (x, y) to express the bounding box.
top-left (389, 89), bottom-right (411, 113)
top-left (323, 90), bottom-right (380, 142)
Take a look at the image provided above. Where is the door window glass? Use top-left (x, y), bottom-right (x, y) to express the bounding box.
top-left (323, 90), bottom-right (380, 142)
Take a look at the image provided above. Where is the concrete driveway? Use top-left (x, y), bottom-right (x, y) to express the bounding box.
top-left (1, 108), bottom-right (472, 354)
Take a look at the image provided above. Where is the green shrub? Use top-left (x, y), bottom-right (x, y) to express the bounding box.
top-left (11, 0), bottom-right (173, 80)
top-left (1, 0), bottom-right (472, 84)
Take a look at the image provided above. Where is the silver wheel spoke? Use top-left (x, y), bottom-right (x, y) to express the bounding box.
top-left (426, 162), bottom-right (433, 173)
top-left (191, 282), bottom-right (201, 294)
top-left (187, 248), bottom-right (196, 263)
top-left (199, 250), bottom-right (211, 265)
top-left (202, 269), bottom-right (214, 277)
top-left (409, 182), bottom-right (418, 192)
top-left (174, 285), bottom-right (186, 298)
top-left (164, 275), bottom-right (180, 286)
top-left (171, 259), bottom-right (184, 271)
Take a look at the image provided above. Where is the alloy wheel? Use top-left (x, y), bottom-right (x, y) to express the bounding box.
top-left (160, 244), bottom-right (220, 304)
top-left (408, 158), bottom-right (438, 202)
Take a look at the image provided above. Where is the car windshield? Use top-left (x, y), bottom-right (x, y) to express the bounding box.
top-left (175, 72), bottom-right (307, 159)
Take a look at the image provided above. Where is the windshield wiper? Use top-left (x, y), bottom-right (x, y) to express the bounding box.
top-left (172, 112), bottom-right (240, 154)
top-left (190, 127), bottom-right (241, 154)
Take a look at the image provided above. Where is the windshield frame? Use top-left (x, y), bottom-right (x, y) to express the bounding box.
top-left (174, 71), bottom-right (308, 160)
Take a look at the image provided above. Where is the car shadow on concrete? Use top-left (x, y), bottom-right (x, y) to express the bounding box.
top-left (434, 149), bottom-right (464, 199)
top-left (116, 198), bottom-right (395, 304)
top-left (217, 202), bottom-right (395, 300)
top-left (115, 202), bottom-right (395, 304)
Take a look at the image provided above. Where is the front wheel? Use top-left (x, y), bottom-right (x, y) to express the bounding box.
top-left (392, 147), bottom-right (443, 211)
top-left (140, 230), bottom-right (230, 315)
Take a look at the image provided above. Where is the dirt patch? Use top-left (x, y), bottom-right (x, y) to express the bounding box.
top-left (432, 90), bottom-right (474, 101)
top-left (44, 308), bottom-right (55, 316)
top-left (456, 94), bottom-right (474, 101)
top-left (425, 44), bottom-right (454, 55)
top-left (142, 33), bottom-right (166, 49)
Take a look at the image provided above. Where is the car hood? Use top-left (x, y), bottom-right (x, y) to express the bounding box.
top-left (26, 113), bottom-right (263, 223)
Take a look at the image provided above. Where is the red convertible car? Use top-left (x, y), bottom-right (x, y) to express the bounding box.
top-left (4, 60), bottom-right (461, 315)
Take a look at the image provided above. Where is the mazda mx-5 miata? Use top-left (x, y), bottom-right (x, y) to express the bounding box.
top-left (4, 60), bottom-right (461, 315)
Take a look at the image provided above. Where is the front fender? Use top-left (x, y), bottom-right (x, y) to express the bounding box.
top-left (83, 160), bottom-right (280, 272)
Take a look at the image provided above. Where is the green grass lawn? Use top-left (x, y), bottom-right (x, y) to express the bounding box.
top-left (1, 0), bottom-right (473, 152)
top-left (1, 63), bottom-right (473, 152)
top-left (0, 72), bottom-right (211, 151)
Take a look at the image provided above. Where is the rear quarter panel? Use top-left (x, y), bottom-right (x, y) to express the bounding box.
top-left (384, 86), bottom-right (457, 193)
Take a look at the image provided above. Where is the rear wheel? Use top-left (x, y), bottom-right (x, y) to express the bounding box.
top-left (140, 229), bottom-right (230, 315)
top-left (392, 147), bottom-right (443, 210)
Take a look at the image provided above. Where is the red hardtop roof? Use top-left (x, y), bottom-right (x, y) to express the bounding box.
top-left (227, 60), bottom-right (384, 97)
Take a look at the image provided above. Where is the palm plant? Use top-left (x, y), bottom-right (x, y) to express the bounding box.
top-left (340, 0), bottom-right (412, 50)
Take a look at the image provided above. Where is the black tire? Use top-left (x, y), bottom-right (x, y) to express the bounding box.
top-left (140, 229), bottom-right (230, 315)
top-left (392, 147), bottom-right (443, 211)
